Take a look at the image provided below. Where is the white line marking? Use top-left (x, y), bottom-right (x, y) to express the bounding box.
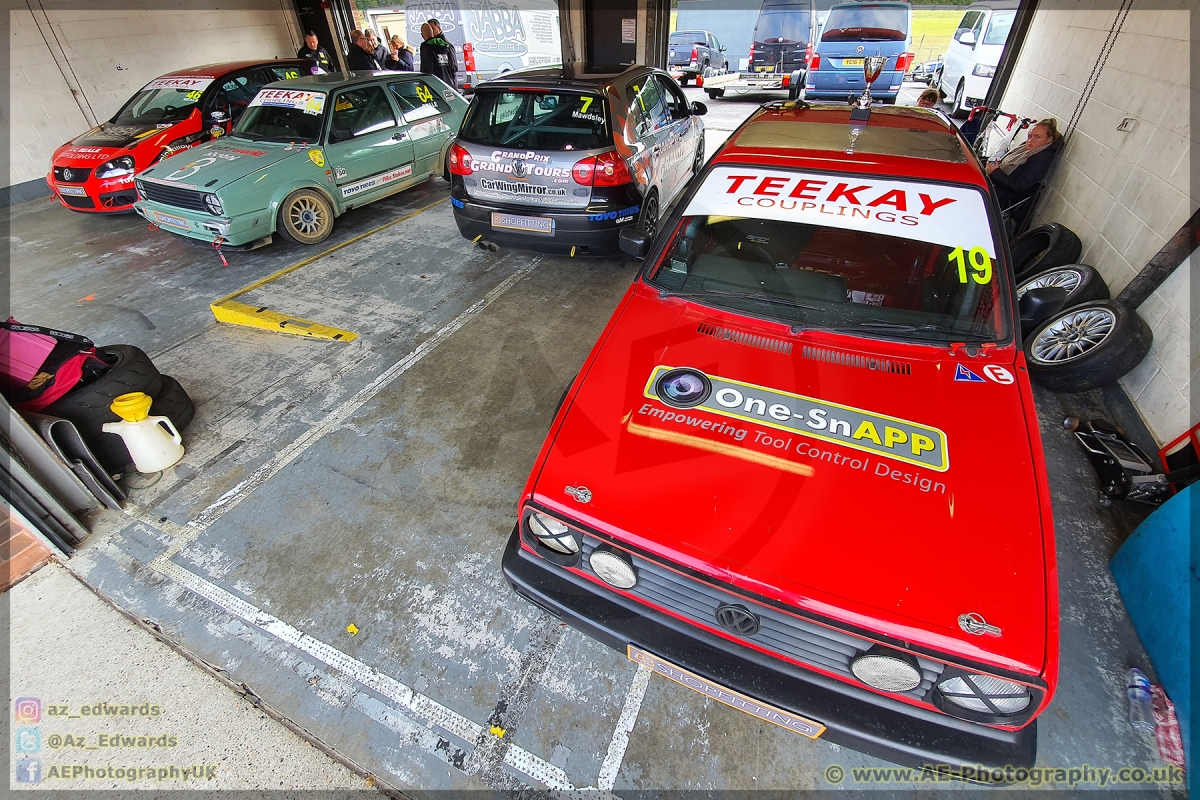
top-left (146, 260), bottom-right (540, 564)
top-left (597, 665), bottom-right (651, 791)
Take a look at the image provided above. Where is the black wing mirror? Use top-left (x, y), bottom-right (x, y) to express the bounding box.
top-left (1018, 286), bottom-right (1068, 337)
top-left (620, 229), bottom-right (651, 259)
top-left (690, 100), bottom-right (707, 116)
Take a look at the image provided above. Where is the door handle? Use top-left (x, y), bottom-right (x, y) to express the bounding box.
top-left (392, 131), bottom-right (407, 141)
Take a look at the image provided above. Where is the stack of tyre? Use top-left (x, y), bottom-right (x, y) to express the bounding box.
top-left (1013, 223), bottom-right (1152, 392)
top-left (45, 345), bottom-right (194, 472)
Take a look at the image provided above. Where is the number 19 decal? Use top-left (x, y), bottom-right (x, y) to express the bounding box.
top-left (949, 246), bottom-right (992, 284)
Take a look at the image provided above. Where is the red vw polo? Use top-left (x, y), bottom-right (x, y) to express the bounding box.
top-left (47, 59), bottom-right (310, 213)
top-left (504, 100), bottom-right (1058, 772)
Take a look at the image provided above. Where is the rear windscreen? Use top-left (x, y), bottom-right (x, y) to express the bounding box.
top-left (755, 11), bottom-right (814, 42)
top-left (459, 90), bottom-right (610, 151)
top-left (670, 32), bottom-right (707, 45)
top-left (821, 5), bottom-right (909, 41)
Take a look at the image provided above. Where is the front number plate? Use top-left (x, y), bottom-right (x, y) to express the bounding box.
top-left (842, 58), bottom-right (865, 66)
top-left (57, 185), bottom-right (87, 196)
top-left (491, 212), bottom-right (554, 235)
top-left (627, 646), bottom-right (826, 738)
top-left (151, 210), bottom-right (189, 230)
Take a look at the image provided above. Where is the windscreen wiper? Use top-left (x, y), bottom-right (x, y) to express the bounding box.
top-left (858, 321), bottom-right (994, 340)
top-left (658, 287), bottom-right (825, 312)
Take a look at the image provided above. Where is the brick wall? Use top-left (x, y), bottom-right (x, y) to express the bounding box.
top-left (999, 2), bottom-right (1196, 444)
top-left (6, 2), bottom-right (302, 189)
top-left (1, 510), bottom-right (53, 592)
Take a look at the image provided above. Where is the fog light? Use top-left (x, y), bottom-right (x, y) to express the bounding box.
top-left (529, 513), bottom-right (578, 555)
top-left (589, 549), bottom-right (637, 589)
top-left (938, 674), bottom-right (1030, 714)
top-left (850, 650), bottom-right (922, 692)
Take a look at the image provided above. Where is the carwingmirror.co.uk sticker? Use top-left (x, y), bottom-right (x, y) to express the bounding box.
top-left (683, 166), bottom-right (996, 256)
top-left (643, 366), bottom-right (949, 472)
top-left (250, 89), bottom-right (326, 115)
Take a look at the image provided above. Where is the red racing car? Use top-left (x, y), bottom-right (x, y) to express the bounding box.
top-left (47, 59), bottom-right (310, 213)
top-left (505, 100), bottom-right (1058, 772)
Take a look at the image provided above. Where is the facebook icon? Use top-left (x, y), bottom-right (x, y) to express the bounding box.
top-left (16, 758), bottom-right (41, 783)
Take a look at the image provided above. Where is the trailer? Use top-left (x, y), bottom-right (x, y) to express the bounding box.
top-left (697, 65), bottom-right (807, 100)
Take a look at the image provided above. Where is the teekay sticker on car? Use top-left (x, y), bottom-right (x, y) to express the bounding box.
top-left (643, 366), bottom-right (949, 472)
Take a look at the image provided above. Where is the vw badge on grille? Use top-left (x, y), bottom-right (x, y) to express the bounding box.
top-left (716, 604), bottom-right (760, 636)
top-left (62, 168), bottom-right (74, 181)
top-left (511, 159), bottom-right (528, 179)
top-left (958, 613), bottom-right (1002, 637)
top-left (564, 485), bottom-right (592, 503)
top-left (856, 45), bottom-right (865, 54)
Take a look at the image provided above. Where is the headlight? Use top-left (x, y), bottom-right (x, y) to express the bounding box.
top-left (528, 513), bottom-right (578, 555)
top-left (972, 64), bottom-right (996, 77)
top-left (96, 155), bottom-right (135, 178)
top-left (135, 180), bottom-right (146, 200)
top-left (203, 194), bottom-right (223, 215)
top-left (589, 549), bottom-right (637, 589)
top-left (850, 648), bottom-right (923, 692)
top-left (938, 674), bottom-right (1030, 714)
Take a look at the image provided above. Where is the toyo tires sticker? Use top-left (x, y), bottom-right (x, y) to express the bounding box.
top-left (643, 365), bottom-right (948, 472)
top-left (339, 164), bottom-right (413, 198)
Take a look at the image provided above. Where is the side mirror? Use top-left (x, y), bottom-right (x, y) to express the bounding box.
top-left (1018, 286), bottom-right (1068, 337)
top-left (620, 228), bottom-right (650, 259)
top-left (959, 30), bottom-right (977, 46)
top-left (720, 45), bottom-right (727, 52)
top-left (690, 100), bottom-right (707, 116)
top-left (208, 110), bottom-right (229, 124)
top-left (330, 127), bottom-right (354, 142)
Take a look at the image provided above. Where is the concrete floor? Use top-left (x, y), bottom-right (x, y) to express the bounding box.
top-left (7, 88), bottom-right (1186, 796)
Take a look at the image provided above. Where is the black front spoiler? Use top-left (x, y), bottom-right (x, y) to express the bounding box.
top-left (502, 527), bottom-right (1037, 775)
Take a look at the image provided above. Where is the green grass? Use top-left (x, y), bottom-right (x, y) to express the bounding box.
top-left (910, 10), bottom-right (963, 64)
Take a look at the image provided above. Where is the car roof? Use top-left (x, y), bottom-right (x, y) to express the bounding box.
top-left (712, 102), bottom-right (987, 185)
top-left (474, 64), bottom-right (649, 92)
top-left (961, 0), bottom-right (1020, 9)
top-left (259, 71), bottom-right (431, 91)
top-left (159, 59), bottom-right (310, 79)
top-left (826, 1), bottom-right (911, 8)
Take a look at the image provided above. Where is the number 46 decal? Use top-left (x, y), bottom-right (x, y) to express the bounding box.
top-left (949, 245), bottom-right (992, 284)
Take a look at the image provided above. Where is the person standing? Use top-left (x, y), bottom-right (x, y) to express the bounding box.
top-left (367, 30), bottom-right (389, 67)
top-left (297, 31), bottom-right (334, 72)
top-left (346, 30), bottom-right (385, 72)
top-left (387, 35), bottom-right (415, 71)
top-left (419, 22), bottom-right (456, 87)
top-left (427, 17), bottom-right (458, 75)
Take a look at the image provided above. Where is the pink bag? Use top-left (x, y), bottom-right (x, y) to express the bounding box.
top-left (0, 323), bottom-right (57, 383)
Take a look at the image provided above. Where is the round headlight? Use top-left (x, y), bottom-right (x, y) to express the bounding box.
top-left (938, 674), bottom-right (1030, 714)
top-left (528, 513), bottom-right (578, 555)
top-left (655, 367), bottom-right (711, 408)
top-left (850, 651), bottom-right (923, 692)
top-left (204, 193), bottom-right (223, 215)
top-left (589, 549), bottom-right (637, 589)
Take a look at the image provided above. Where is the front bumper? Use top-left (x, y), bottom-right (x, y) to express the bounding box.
top-left (46, 173), bottom-right (139, 214)
top-left (502, 527), bottom-right (1037, 772)
top-left (132, 200), bottom-right (270, 246)
top-left (450, 185), bottom-right (642, 257)
top-left (963, 72), bottom-right (994, 106)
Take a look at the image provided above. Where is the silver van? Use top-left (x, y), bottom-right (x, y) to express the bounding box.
top-left (449, 65), bottom-right (706, 257)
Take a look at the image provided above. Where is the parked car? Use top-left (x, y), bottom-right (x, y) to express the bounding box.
top-left (668, 30), bottom-right (728, 86)
top-left (133, 72), bottom-right (467, 248)
top-left (407, 0), bottom-right (562, 93)
top-left (46, 60), bottom-right (311, 214)
top-left (938, 0), bottom-right (1019, 118)
top-left (747, 0), bottom-right (819, 87)
top-left (807, 0), bottom-right (914, 103)
top-left (448, 66), bottom-right (705, 257)
top-left (504, 100), bottom-right (1059, 771)
top-left (909, 59), bottom-right (942, 85)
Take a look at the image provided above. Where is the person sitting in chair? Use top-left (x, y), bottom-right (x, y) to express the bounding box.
top-left (985, 118), bottom-right (1063, 214)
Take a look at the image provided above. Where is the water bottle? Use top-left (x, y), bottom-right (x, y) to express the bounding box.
top-left (1125, 668), bottom-right (1155, 733)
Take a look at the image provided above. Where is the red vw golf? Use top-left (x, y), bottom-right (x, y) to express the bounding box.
top-left (47, 59), bottom-right (310, 213)
top-left (505, 100), bottom-right (1058, 772)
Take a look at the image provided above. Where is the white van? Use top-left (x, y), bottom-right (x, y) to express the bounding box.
top-left (938, 0), bottom-right (1018, 118)
top-left (403, 0), bottom-right (562, 92)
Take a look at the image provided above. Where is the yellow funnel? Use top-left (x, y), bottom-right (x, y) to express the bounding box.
top-left (111, 392), bottom-right (153, 422)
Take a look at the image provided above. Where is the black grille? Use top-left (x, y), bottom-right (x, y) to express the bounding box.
top-left (99, 190), bottom-right (138, 209)
top-left (60, 194), bottom-right (95, 209)
top-left (580, 536), bottom-right (944, 700)
top-left (54, 166), bottom-right (92, 183)
top-left (137, 180), bottom-right (210, 213)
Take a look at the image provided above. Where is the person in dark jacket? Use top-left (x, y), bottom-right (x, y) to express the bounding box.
top-left (346, 31), bottom-right (385, 72)
top-left (367, 30), bottom-right (389, 67)
top-left (387, 35), bottom-right (415, 71)
top-left (297, 31), bottom-right (334, 73)
top-left (419, 22), bottom-right (457, 87)
top-left (427, 18), bottom-right (458, 74)
top-left (986, 118), bottom-right (1063, 213)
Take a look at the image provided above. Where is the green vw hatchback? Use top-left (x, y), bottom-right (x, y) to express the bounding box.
top-left (133, 72), bottom-right (467, 247)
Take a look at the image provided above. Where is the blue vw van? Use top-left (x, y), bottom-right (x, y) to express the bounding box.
top-left (806, 1), bottom-right (914, 103)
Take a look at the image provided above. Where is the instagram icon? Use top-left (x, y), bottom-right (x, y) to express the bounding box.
top-left (14, 698), bottom-right (41, 723)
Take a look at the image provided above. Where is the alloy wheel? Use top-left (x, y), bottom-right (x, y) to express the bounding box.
top-left (1017, 268), bottom-right (1083, 300)
top-left (1030, 307), bottom-right (1116, 363)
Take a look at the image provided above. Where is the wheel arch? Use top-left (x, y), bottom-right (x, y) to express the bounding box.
top-left (268, 181), bottom-right (340, 234)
